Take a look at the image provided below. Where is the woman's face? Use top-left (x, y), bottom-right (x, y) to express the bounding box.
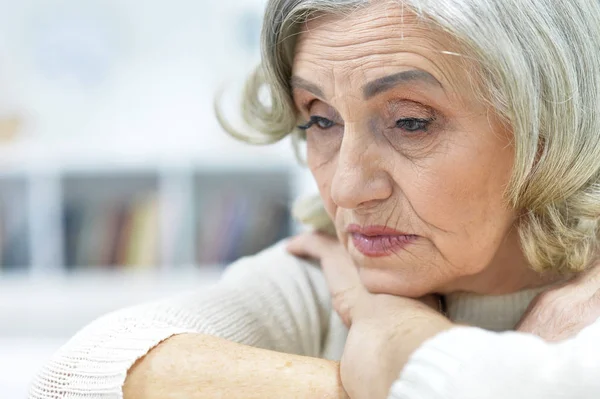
top-left (292, 2), bottom-right (532, 297)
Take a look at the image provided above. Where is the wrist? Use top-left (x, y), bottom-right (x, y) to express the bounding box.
top-left (346, 296), bottom-right (453, 399)
top-left (355, 293), bottom-right (444, 322)
top-left (384, 316), bottom-right (454, 396)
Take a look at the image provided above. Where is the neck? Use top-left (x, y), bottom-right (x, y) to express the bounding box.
top-left (441, 228), bottom-right (564, 295)
top-left (445, 286), bottom-right (549, 331)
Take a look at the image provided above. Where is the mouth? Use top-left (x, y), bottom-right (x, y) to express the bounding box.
top-left (347, 224), bottom-right (418, 257)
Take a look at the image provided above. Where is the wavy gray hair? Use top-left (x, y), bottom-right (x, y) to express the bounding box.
top-left (217, 0), bottom-right (600, 273)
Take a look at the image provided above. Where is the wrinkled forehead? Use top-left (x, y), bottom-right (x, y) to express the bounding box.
top-left (292, 2), bottom-right (473, 100)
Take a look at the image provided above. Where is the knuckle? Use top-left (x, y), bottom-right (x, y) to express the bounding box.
top-left (331, 287), bottom-right (358, 318)
top-left (531, 293), bottom-right (573, 321)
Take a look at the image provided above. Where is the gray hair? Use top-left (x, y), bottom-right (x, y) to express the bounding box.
top-left (218, 0), bottom-right (600, 273)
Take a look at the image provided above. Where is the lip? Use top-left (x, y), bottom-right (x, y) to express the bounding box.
top-left (347, 224), bottom-right (417, 257)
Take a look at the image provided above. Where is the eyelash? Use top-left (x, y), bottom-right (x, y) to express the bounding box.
top-left (297, 116), bottom-right (433, 133)
top-left (297, 116), bottom-right (335, 130)
top-left (395, 118), bottom-right (432, 132)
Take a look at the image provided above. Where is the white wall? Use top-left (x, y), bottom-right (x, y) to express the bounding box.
top-left (0, 0), bottom-right (296, 163)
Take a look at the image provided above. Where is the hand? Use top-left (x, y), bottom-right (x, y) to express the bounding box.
top-left (287, 233), bottom-right (453, 399)
top-left (287, 231), bottom-right (367, 326)
top-left (516, 262), bottom-right (600, 341)
top-left (286, 232), bottom-right (441, 325)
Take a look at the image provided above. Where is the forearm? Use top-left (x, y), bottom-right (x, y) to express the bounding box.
top-left (124, 333), bottom-right (348, 399)
top-left (390, 321), bottom-right (600, 399)
top-left (30, 249), bottom-right (334, 399)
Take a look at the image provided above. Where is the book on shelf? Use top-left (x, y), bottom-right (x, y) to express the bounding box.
top-left (195, 189), bottom-right (290, 265)
top-left (125, 196), bottom-right (159, 268)
top-left (64, 195), bottom-right (159, 270)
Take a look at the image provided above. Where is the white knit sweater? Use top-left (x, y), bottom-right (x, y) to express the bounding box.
top-left (29, 242), bottom-right (600, 399)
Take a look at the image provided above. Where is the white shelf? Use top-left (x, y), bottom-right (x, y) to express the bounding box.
top-left (0, 148), bottom-right (305, 275)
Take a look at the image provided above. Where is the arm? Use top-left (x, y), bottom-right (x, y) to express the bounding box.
top-left (29, 243), bottom-right (339, 399)
top-left (124, 333), bottom-right (346, 399)
top-left (388, 262), bottom-right (600, 398)
top-left (389, 319), bottom-right (600, 399)
top-left (286, 233), bottom-right (600, 399)
top-left (286, 233), bottom-right (455, 399)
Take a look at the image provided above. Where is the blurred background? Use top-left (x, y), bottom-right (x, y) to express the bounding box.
top-left (0, 0), bottom-right (315, 396)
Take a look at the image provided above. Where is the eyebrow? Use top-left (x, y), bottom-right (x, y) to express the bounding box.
top-left (290, 70), bottom-right (443, 100)
top-left (290, 76), bottom-right (325, 98)
top-left (363, 70), bottom-right (443, 99)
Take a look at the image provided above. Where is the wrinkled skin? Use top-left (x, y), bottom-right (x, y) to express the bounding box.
top-left (291, 1), bottom-right (556, 298)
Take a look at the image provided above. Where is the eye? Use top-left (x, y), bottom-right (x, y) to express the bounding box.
top-left (395, 118), bottom-right (431, 132)
top-left (297, 116), bottom-right (336, 130)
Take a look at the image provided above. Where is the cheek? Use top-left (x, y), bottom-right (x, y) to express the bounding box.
top-left (307, 144), bottom-right (337, 218)
top-left (413, 164), bottom-right (510, 229)
top-left (403, 128), bottom-right (515, 263)
top-left (306, 129), bottom-right (343, 160)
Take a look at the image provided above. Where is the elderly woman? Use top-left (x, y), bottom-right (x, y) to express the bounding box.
top-left (30, 0), bottom-right (600, 398)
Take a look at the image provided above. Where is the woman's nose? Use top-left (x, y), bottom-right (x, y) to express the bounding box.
top-left (329, 129), bottom-right (393, 210)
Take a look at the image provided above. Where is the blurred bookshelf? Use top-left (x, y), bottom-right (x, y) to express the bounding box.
top-left (0, 154), bottom-right (303, 278)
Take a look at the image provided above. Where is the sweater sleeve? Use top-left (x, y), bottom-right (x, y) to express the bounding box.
top-left (389, 318), bottom-right (600, 399)
top-left (28, 243), bottom-right (333, 399)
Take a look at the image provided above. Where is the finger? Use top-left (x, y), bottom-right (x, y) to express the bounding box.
top-left (286, 233), bottom-right (322, 258)
top-left (515, 286), bottom-right (600, 341)
top-left (286, 232), bottom-right (336, 259)
top-left (419, 295), bottom-right (443, 313)
top-left (287, 232), bottom-right (362, 293)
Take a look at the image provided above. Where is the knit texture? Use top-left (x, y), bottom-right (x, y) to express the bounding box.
top-left (28, 242), bottom-right (600, 398)
top-left (390, 322), bottom-right (600, 399)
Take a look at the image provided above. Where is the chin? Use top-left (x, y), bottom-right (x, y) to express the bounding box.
top-left (357, 267), bottom-right (437, 298)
